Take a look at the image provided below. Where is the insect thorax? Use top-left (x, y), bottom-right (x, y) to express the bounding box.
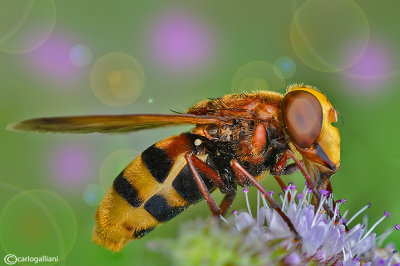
top-left (188, 120), bottom-right (288, 189)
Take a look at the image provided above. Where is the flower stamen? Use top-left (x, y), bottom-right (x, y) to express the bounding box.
top-left (385, 250), bottom-right (398, 265)
top-left (282, 188), bottom-right (289, 211)
top-left (346, 203), bottom-right (371, 226)
top-left (362, 211), bottom-right (390, 241)
top-left (165, 185), bottom-right (399, 266)
top-left (243, 188), bottom-right (252, 217)
top-left (332, 200), bottom-right (343, 225)
top-left (311, 195), bottom-right (326, 227)
top-left (257, 191), bottom-right (260, 219)
top-left (376, 227), bottom-right (396, 246)
top-left (220, 215), bottom-right (229, 224)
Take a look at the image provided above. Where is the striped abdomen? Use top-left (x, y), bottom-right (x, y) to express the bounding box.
top-left (93, 133), bottom-right (214, 251)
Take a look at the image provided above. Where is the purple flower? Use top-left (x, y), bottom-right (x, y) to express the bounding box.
top-left (155, 187), bottom-right (400, 265)
top-left (226, 186), bottom-right (400, 265)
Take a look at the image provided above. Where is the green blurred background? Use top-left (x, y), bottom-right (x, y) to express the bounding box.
top-left (1, 0), bottom-right (399, 265)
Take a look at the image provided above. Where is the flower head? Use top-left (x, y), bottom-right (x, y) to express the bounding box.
top-left (152, 186), bottom-right (399, 265)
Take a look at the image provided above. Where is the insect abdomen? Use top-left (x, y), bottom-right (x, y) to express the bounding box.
top-left (92, 133), bottom-right (214, 251)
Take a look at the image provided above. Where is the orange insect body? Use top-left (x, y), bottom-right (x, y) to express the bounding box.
top-left (9, 84), bottom-right (341, 252)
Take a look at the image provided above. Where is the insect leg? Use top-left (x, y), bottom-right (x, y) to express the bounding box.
top-left (284, 150), bottom-right (336, 220)
top-left (270, 150), bottom-right (299, 176)
top-left (185, 154), bottom-right (221, 217)
top-left (272, 149), bottom-right (290, 174)
top-left (184, 153), bottom-right (228, 191)
top-left (278, 163), bottom-right (299, 175)
top-left (327, 180), bottom-right (333, 194)
top-left (230, 159), bottom-right (301, 240)
top-left (271, 152), bottom-right (296, 198)
top-left (274, 175), bottom-right (291, 201)
top-left (219, 190), bottom-right (237, 216)
top-left (326, 180), bottom-right (339, 219)
top-left (186, 153), bottom-right (237, 216)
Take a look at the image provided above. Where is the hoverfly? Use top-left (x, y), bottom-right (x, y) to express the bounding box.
top-left (9, 84), bottom-right (340, 252)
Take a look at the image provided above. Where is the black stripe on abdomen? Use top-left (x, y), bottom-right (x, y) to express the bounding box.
top-left (141, 145), bottom-right (173, 183)
top-left (144, 194), bottom-right (186, 222)
top-left (113, 171), bottom-right (142, 207)
top-left (172, 165), bottom-right (215, 204)
top-left (133, 227), bottom-right (156, 239)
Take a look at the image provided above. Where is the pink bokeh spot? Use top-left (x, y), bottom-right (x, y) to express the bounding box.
top-left (25, 31), bottom-right (80, 83)
top-left (149, 11), bottom-right (214, 72)
top-left (48, 143), bottom-right (94, 189)
top-left (343, 41), bottom-right (393, 92)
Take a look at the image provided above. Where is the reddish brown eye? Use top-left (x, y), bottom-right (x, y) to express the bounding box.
top-left (282, 91), bottom-right (323, 148)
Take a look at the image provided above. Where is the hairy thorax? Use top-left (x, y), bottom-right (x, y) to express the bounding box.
top-left (187, 91), bottom-right (289, 186)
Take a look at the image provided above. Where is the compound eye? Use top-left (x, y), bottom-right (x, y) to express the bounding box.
top-left (282, 90), bottom-right (323, 148)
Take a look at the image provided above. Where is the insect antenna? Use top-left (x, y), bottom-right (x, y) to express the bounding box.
top-left (169, 109), bottom-right (184, 114)
top-left (337, 110), bottom-right (344, 125)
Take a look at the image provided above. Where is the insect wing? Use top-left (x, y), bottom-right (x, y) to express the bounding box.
top-left (8, 114), bottom-right (231, 133)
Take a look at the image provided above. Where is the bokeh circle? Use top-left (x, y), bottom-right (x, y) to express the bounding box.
top-left (24, 31), bottom-right (84, 88)
top-left (340, 40), bottom-right (395, 93)
top-left (273, 56), bottom-right (296, 79)
top-left (290, 0), bottom-right (369, 72)
top-left (290, 0), bottom-right (307, 14)
top-left (231, 61), bottom-right (286, 93)
top-left (47, 142), bottom-right (94, 189)
top-left (83, 184), bottom-right (104, 207)
top-left (0, 0), bottom-right (56, 54)
top-left (0, 183), bottom-right (23, 211)
top-left (99, 149), bottom-right (139, 191)
top-left (90, 52), bottom-right (145, 107)
top-left (0, 190), bottom-right (77, 260)
top-left (147, 9), bottom-right (215, 73)
top-left (69, 44), bottom-right (93, 67)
